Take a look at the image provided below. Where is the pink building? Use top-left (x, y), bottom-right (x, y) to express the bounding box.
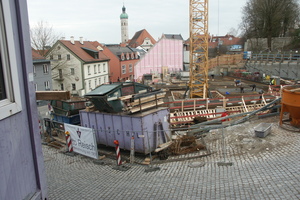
top-left (134, 34), bottom-right (183, 81)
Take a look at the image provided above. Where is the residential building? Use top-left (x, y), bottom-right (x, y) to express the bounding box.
top-left (128, 29), bottom-right (157, 51)
top-left (0, 0), bottom-right (47, 199)
top-left (32, 49), bottom-right (52, 91)
top-left (45, 37), bottom-right (110, 96)
top-left (102, 44), bottom-right (140, 82)
top-left (134, 34), bottom-right (184, 81)
top-left (209, 34), bottom-right (245, 55)
top-left (183, 34), bottom-right (245, 70)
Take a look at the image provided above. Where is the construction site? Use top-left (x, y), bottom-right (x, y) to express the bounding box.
top-left (39, 55), bottom-right (299, 165)
top-left (36, 1), bottom-right (300, 199)
top-left (39, 0), bottom-right (300, 165)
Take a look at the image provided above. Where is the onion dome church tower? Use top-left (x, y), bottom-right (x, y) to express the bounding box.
top-left (120, 5), bottom-right (129, 43)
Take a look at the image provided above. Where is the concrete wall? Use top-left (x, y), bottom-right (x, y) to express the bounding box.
top-left (246, 60), bottom-right (300, 80)
top-left (244, 37), bottom-right (292, 51)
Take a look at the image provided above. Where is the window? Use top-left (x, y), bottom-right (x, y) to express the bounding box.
top-left (0, 55), bottom-right (7, 100)
top-left (88, 80), bottom-right (91, 89)
top-left (44, 81), bottom-right (50, 90)
top-left (129, 64), bottom-right (133, 72)
top-left (33, 65), bottom-right (36, 75)
top-left (58, 54), bottom-right (61, 60)
top-left (58, 69), bottom-right (63, 79)
top-left (103, 63), bottom-right (106, 72)
top-left (122, 65), bottom-right (126, 74)
top-left (0, 2), bottom-right (22, 120)
top-left (50, 55), bottom-right (53, 60)
top-left (60, 83), bottom-right (64, 90)
top-left (67, 54), bottom-right (70, 60)
top-left (98, 64), bottom-right (101, 73)
top-left (99, 77), bottom-right (101, 85)
top-left (87, 65), bottom-right (91, 75)
top-left (70, 68), bottom-right (75, 75)
top-left (43, 64), bottom-right (49, 74)
top-left (94, 65), bottom-right (97, 74)
top-left (71, 83), bottom-right (76, 90)
top-left (34, 83), bottom-right (37, 91)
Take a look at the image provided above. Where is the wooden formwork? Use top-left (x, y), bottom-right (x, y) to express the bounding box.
top-left (169, 96), bottom-right (272, 127)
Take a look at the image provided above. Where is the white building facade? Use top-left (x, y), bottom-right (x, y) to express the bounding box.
top-left (46, 38), bottom-right (110, 96)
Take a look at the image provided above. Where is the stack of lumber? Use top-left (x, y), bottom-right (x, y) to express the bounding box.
top-left (120, 91), bottom-right (166, 114)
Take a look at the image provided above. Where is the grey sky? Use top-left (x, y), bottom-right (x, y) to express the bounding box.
top-left (27, 0), bottom-right (248, 44)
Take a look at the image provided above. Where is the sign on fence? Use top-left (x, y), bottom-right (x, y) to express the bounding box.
top-left (64, 124), bottom-right (98, 159)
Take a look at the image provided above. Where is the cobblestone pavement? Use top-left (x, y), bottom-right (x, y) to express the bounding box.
top-left (43, 116), bottom-right (300, 200)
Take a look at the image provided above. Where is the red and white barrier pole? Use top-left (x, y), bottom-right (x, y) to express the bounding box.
top-left (114, 140), bottom-right (122, 166)
top-left (38, 120), bottom-right (42, 135)
top-left (65, 131), bottom-right (73, 152)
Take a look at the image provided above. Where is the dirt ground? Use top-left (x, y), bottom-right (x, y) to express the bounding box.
top-left (204, 115), bottom-right (298, 157)
top-left (208, 76), bottom-right (270, 96)
top-left (165, 75), bottom-right (294, 157)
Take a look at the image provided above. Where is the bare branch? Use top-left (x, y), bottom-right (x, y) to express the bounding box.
top-left (30, 20), bottom-right (62, 56)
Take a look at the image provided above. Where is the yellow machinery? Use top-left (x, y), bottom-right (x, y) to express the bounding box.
top-left (189, 0), bottom-right (209, 98)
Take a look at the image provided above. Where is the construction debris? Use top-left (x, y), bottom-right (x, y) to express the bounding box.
top-left (170, 135), bottom-right (206, 155)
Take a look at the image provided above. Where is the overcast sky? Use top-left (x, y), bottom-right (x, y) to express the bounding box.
top-left (27, 0), bottom-right (248, 44)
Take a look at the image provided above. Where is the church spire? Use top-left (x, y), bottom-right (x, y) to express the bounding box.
top-left (120, 5), bottom-right (129, 43)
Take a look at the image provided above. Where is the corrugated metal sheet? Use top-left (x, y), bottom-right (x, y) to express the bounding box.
top-left (80, 107), bottom-right (170, 154)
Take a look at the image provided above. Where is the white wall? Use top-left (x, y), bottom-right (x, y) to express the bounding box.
top-left (83, 61), bottom-right (109, 94)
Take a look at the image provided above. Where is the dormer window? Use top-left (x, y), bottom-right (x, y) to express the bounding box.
top-left (126, 53), bottom-right (129, 60)
top-left (131, 53), bottom-right (134, 59)
top-left (121, 53), bottom-right (125, 60)
top-left (81, 47), bottom-right (99, 59)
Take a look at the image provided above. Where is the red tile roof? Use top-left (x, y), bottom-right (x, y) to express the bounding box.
top-left (185, 34), bottom-right (245, 48)
top-left (31, 48), bottom-right (45, 60)
top-left (208, 35), bottom-right (244, 48)
top-left (59, 40), bottom-right (109, 62)
top-left (128, 29), bottom-right (156, 48)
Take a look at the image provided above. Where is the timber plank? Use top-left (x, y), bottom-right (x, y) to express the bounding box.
top-left (36, 91), bottom-right (71, 100)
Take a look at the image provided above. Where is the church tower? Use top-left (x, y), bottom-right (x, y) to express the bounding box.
top-left (120, 5), bottom-right (129, 43)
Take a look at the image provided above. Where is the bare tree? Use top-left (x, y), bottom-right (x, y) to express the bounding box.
top-left (227, 27), bottom-right (238, 37)
top-left (240, 0), bottom-right (300, 50)
top-left (30, 20), bottom-right (61, 56)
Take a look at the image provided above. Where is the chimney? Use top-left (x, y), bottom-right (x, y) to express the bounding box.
top-left (79, 37), bottom-right (84, 45)
top-left (70, 36), bottom-right (75, 44)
